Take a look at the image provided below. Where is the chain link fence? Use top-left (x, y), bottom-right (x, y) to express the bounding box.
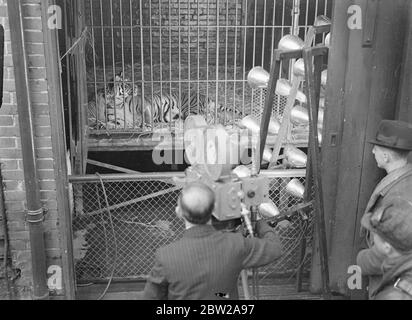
top-left (70, 171), bottom-right (313, 284)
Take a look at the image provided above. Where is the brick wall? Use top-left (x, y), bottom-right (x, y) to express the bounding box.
top-left (0, 0), bottom-right (63, 299)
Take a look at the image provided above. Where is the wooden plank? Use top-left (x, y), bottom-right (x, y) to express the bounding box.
top-left (396, 1), bottom-right (412, 124)
top-left (41, 0), bottom-right (76, 300)
top-left (87, 130), bottom-right (309, 152)
top-left (317, 0), bottom-right (374, 295)
top-left (320, 0), bottom-right (409, 297)
top-left (350, 0), bottom-right (409, 300)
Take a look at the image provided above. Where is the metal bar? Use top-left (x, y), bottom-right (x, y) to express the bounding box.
top-left (241, 0), bottom-right (248, 114)
top-left (7, 0), bottom-right (48, 300)
top-left (170, 0), bottom-right (173, 123)
top-left (159, 0), bottom-right (164, 122)
top-left (224, 0), bottom-right (229, 124)
top-left (89, 24), bottom-right (297, 29)
top-left (206, 0), bottom-right (209, 115)
top-left (110, 0), bottom-right (117, 130)
top-left (0, 23), bottom-right (3, 109)
top-left (215, 0), bottom-right (220, 118)
top-left (130, 0), bottom-right (135, 127)
top-left (179, 0), bottom-right (182, 119)
top-left (68, 169), bottom-right (306, 183)
top-left (268, 51), bottom-right (304, 168)
top-left (120, 0), bottom-right (126, 130)
top-left (83, 186), bottom-right (182, 216)
top-left (233, 1), bottom-right (238, 118)
top-left (90, 1), bottom-right (99, 129)
top-left (303, 47), bottom-right (331, 298)
top-left (257, 56), bottom-right (281, 172)
top-left (86, 159), bottom-right (142, 174)
top-left (196, 0), bottom-right (200, 115)
top-left (63, 0), bottom-right (75, 167)
top-left (99, 0), bottom-right (109, 129)
top-left (252, 0), bottom-right (257, 67)
top-left (139, 0), bottom-right (145, 127)
top-left (149, 0), bottom-right (154, 129)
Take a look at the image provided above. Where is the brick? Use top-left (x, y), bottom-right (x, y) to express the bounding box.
top-left (0, 148), bottom-right (22, 159)
top-left (30, 92), bottom-right (49, 104)
top-left (28, 67), bottom-right (47, 79)
top-left (40, 190), bottom-right (56, 201)
top-left (42, 200), bottom-right (57, 211)
top-left (36, 148), bottom-right (53, 158)
top-left (0, 137), bottom-right (17, 148)
top-left (4, 190), bottom-right (27, 201)
top-left (3, 79), bottom-right (16, 91)
top-left (27, 54), bottom-right (46, 67)
top-left (23, 17), bottom-right (43, 30)
top-left (39, 180), bottom-right (56, 191)
top-left (29, 79), bottom-right (48, 92)
top-left (34, 137), bottom-right (52, 148)
top-left (1, 170), bottom-right (25, 180)
top-left (10, 240), bottom-right (30, 251)
top-left (32, 104), bottom-right (50, 116)
top-left (33, 116), bottom-right (51, 127)
top-left (0, 159), bottom-right (19, 170)
top-left (34, 126), bottom-right (51, 137)
top-left (0, 104), bottom-right (17, 115)
top-left (21, 3), bottom-right (41, 16)
top-left (36, 159), bottom-right (54, 170)
top-left (3, 180), bottom-right (25, 191)
top-left (0, 115), bottom-right (14, 126)
top-left (9, 230), bottom-right (30, 240)
top-left (0, 126), bottom-right (20, 137)
top-left (38, 170), bottom-right (54, 180)
top-left (4, 202), bottom-right (26, 213)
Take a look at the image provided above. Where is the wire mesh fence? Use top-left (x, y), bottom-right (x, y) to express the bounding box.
top-left (70, 171), bottom-right (313, 284)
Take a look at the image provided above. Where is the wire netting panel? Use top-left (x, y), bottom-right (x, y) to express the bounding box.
top-left (71, 173), bottom-right (313, 283)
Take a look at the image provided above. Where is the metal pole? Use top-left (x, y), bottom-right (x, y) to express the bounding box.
top-left (7, 0), bottom-right (49, 300)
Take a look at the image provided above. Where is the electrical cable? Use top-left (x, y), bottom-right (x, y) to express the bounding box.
top-left (96, 173), bottom-right (118, 300)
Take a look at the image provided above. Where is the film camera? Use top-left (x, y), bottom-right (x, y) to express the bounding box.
top-left (174, 115), bottom-right (281, 232)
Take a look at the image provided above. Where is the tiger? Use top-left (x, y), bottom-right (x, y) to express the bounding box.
top-left (178, 91), bottom-right (243, 125)
top-left (88, 72), bottom-right (243, 129)
top-left (87, 72), bottom-right (143, 129)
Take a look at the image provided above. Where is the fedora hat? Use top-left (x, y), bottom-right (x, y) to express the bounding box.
top-left (369, 120), bottom-right (412, 151)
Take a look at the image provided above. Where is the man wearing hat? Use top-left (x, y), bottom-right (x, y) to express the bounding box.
top-left (357, 196), bottom-right (412, 299)
top-left (357, 120), bottom-right (412, 298)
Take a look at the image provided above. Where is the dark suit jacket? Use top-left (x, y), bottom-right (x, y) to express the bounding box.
top-left (143, 220), bottom-right (282, 300)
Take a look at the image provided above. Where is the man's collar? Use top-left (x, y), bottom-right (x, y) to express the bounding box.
top-left (183, 224), bottom-right (216, 238)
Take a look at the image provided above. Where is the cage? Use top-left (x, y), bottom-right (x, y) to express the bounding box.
top-left (59, 0), bottom-right (332, 153)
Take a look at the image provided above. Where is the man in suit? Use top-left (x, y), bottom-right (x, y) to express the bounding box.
top-left (357, 120), bottom-right (412, 299)
top-left (143, 182), bottom-right (282, 300)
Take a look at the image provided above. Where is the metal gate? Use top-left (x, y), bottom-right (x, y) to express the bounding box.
top-left (70, 170), bottom-right (312, 283)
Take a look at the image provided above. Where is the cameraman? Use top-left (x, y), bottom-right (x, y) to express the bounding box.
top-left (143, 182), bottom-right (282, 300)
